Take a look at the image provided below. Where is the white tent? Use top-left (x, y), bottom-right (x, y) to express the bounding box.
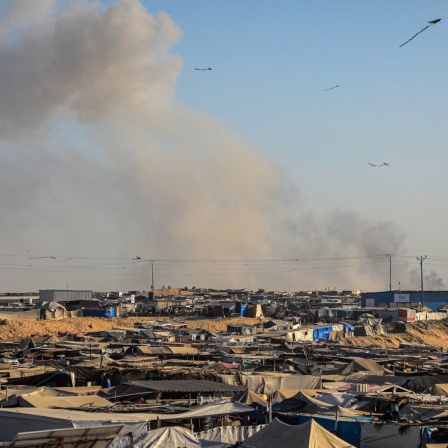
top-left (7, 425), bottom-right (123, 448)
top-left (158, 400), bottom-right (254, 420)
top-left (196, 425), bottom-right (266, 445)
top-left (137, 426), bottom-right (200, 448)
top-left (241, 418), bottom-right (355, 448)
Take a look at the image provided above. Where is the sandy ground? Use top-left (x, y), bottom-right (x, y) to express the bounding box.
top-left (0, 316), bottom-right (447, 347)
top-left (344, 320), bottom-right (448, 348)
top-left (0, 316), bottom-right (268, 341)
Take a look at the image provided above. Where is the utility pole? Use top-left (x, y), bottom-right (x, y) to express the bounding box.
top-left (417, 256), bottom-right (427, 307)
top-left (386, 254), bottom-right (392, 291)
top-left (151, 260), bottom-right (154, 293)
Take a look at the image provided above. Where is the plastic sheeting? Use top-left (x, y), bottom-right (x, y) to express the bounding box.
top-left (241, 418), bottom-right (354, 448)
top-left (360, 422), bottom-right (421, 448)
top-left (157, 400), bottom-right (254, 420)
top-left (433, 383), bottom-right (448, 396)
top-left (339, 358), bottom-right (389, 376)
top-left (399, 404), bottom-right (448, 421)
top-left (129, 426), bottom-right (200, 448)
top-left (196, 425), bottom-right (266, 445)
top-left (83, 308), bottom-right (116, 318)
top-left (313, 326), bottom-right (332, 341)
top-left (245, 374), bottom-right (321, 394)
top-left (313, 393), bottom-right (358, 408)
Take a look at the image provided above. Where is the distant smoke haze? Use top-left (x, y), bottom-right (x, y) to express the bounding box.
top-left (408, 269), bottom-right (446, 290)
top-left (0, 0), bottom-right (434, 292)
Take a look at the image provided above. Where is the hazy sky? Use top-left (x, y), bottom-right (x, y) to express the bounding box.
top-left (1, 0), bottom-right (447, 292)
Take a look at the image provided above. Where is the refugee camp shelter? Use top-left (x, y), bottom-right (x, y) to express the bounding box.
top-left (5, 425), bottom-right (124, 448)
top-left (136, 426), bottom-right (201, 448)
top-left (241, 418), bottom-right (354, 448)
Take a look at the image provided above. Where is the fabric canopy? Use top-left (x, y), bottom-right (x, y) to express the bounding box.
top-left (241, 418), bottom-right (355, 448)
top-left (245, 374), bottom-right (321, 394)
top-left (360, 422), bottom-right (420, 448)
top-left (137, 426), bottom-right (201, 448)
top-left (339, 358), bottom-right (389, 376)
top-left (158, 400), bottom-right (254, 420)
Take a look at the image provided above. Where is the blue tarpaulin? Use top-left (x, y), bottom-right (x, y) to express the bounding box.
top-left (339, 321), bottom-right (355, 332)
top-left (298, 415), bottom-right (362, 447)
top-left (336, 309), bottom-right (353, 318)
top-left (83, 307), bottom-right (116, 318)
top-left (312, 326), bottom-right (332, 341)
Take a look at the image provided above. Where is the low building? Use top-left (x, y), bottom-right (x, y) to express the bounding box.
top-left (39, 290), bottom-right (92, 304)
top-left (361, 290), bottom-right (448, 311)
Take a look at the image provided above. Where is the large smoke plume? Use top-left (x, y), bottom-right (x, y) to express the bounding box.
top-left (0, 0), bottom-right (427, 291)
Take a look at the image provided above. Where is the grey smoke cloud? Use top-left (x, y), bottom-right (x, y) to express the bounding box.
top-left (408, 268), bottom-right (446, 291)
top-left (0, 0), bottom-right (429, 291)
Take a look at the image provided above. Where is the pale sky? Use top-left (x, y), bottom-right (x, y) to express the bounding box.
top-left (0, 0), bottom-right (447, 292)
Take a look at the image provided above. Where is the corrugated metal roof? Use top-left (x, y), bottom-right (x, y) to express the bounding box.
top-left (125, 380), bottom-right (243, 393)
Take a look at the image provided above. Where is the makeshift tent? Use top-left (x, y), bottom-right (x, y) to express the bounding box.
top-left (15, 394), bottom-right (112, 409)
top-left (298, 414), bottom-right (364, 446)
top-left (355, 317), bottom-right (386, 336)
top-left (241, 418), bottom-right (355, 448)
top-left (203, 362), bottom-right (240, 371)
top-left (337, 406), bottom-right (373, 417)
top-left (280, 392), bottom-right (337, 414)
top-left (399, 404), bottom-right (448, 421)
top-left (312, 392), bottom-right (359, 408)
top-left (0, 408), bottom-right (155, 442)
top-left (83, 308), bottom-right (116, 318)
top-left (264, 320), bottom-right (289, 330)
top-left (273, 389), bottom-right (327, 401)
top-left (234, 390), bottom-right (267, 406)
top-left (360, 422), bottom-right (420, 448)
top-left (245, 373), bottom-right (321, 394)
top-left (40, 301), bottom-right (68, 320)
top-left (43, 334), bottom-right (62, 344)
top-left (157, 400), bottom-right (254, 420)
top-left (313, 326), bottom-right (333, 341)
top-left (339, 358), bottom-right (390, 376)
top-left (405, 375), bottom-right (448, 394)
top-left (136, 426), bottom-right (200, 448)
top-left (196, 425), bottom-right (266, 446)
top-left (7, 425), bottom-right (123, 448)
top-left (433, 383), bottom-right (448, 396)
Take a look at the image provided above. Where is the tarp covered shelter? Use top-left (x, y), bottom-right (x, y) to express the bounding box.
top-left (313, 326), bottom-right (333, 341)
top-left (0, 408), bottom-right (155, 442)
top-left (15, 394), bottom-right (112, 409)
top-left (241, 418), bottom-right (355, 448)
top-left (136, 426), bottom-right (201, 448)
top-left (244, 373), bottom-right (321, 394)
top-left (6, 425), bottom-right (124, 448)
top-left (157, 400), bottom-right (255, 420)
top-left (234, 390), bottom-right (267, 406)
top-left (339, 358), bottom-right (390, 376)
top-left (360, 422), bottom-right (421, 448)
top-left (433, 383), bottom-right (448, 396)
top-left (196, 425), bottom-right (266, 446)
top-left (40, 301), bottom-right (68, 320)
top-left (203, 362), bottom-right (240, 371)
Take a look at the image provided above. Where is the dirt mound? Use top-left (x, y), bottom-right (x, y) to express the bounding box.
top-left (182, 317), bottom-right (267, 333)
top-left (1, 317), bottom-right (447, 347)
top-left (344, 320), bottom-right (448, 348)
top-left (0, 316), bottom-right (268, 341)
